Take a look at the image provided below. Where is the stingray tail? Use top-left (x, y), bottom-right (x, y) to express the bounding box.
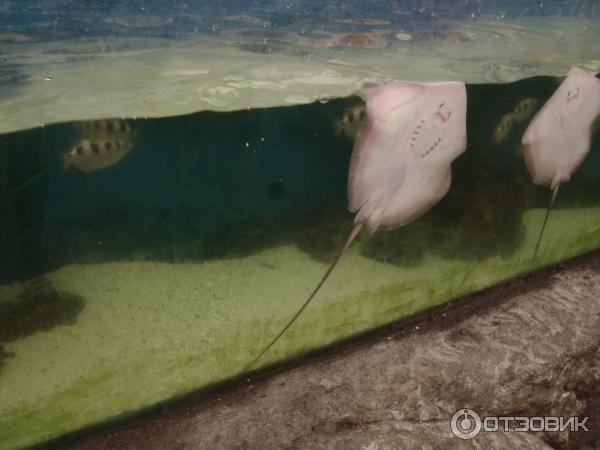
top-left (245, 222), bottom-right (364, 370)
top-left (532, 184), bottom-right (559, 263)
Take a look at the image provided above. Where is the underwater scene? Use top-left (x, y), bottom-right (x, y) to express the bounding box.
top-left (1, 1), bottom-right (600, 449)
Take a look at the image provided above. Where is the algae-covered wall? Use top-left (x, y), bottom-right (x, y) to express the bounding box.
top-left (0, 74), bottom-right (599, 449)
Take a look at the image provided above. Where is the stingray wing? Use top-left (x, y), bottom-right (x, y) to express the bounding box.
top-left (348, 82), bottom-right (424, 217)
top-left (349, 81), bottom-right (467, 232)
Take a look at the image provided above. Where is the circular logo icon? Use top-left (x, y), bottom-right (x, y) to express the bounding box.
top-left (451, 408), bottom-right (482, 440)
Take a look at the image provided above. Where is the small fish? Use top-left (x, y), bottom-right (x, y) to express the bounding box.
top-left (61, 139), bottom-right (132, 173)
top-left (335, 105), bottom-right (366, 139)
top-left (512, 98), bottom-right (538, 123)
top-left (492, 113), bottom-right (514, 144)
top-left (492, 98), bottom-right (539, 145)
top-left (75, 119), bottom-right (135, 139)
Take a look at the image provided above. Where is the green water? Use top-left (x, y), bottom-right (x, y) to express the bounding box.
top-left (0, 76), bottom-right (599, 449)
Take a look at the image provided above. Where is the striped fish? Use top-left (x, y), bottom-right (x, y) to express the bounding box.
top-left (61, 139), bottom-right (132, 173)
top-left (75, 119), bottom-right (135, 139)
top-left (335, 105), bottom-right (366, 139)
top-left (492, 98), bottom-right (538, 145)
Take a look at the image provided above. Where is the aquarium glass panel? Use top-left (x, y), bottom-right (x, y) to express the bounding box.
top-left (0, 1), bottom-right (599, 448)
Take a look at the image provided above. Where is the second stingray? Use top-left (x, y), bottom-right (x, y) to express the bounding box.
top-left (521, 67), bottom-right (600, 260)
top-left (248, 80), bottom-right (468, 367)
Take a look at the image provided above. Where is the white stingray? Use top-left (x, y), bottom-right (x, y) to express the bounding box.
top-left (521, 67), bottom-right (600, 259)
top-left (248, 81), bottom-right (468, 367)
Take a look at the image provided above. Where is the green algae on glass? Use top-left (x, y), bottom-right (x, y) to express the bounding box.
top-left (0, 74), bottom-right (600, 450)
top-left (1, 207), bottom-right (599, 450)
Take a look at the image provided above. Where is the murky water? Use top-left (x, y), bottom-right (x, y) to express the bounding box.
top-left (1, 74), bottom-right (599, 449)
top-left (0, 2), bottom-right (599, 449)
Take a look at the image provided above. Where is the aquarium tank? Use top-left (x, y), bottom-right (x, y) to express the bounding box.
top-left (0, 1), bottom-right (599, 448)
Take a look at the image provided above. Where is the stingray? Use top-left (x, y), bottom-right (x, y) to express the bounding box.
top-left (521, 67), bottom-right (600, 260)
top-left (248, 81), bottom-right (468, 368)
